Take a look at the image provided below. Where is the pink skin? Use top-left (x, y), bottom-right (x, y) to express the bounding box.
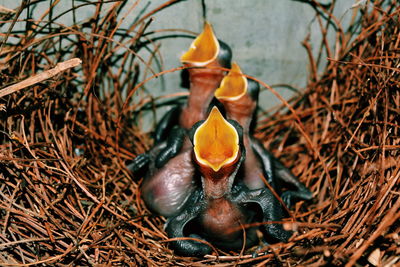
top-left (200, 197), bottom-right (244, 243)
top-left (179, 63), bottom-right (225, 130)
top-left (196, 154), bottom-right (245, 243)
top-left (142, 146), bottom-right (195, 217)
top-left (221, 94), bottom-right (266, 190)
top-left (141, 62), bottom-right (225, 217)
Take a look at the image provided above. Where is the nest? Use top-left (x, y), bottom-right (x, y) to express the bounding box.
top-left (0, 1), bottom-right (399, 266)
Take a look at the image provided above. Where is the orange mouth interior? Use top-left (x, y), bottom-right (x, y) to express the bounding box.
top-left (193, 107), bottom-right (239, 172)
top-left (214, 62), bottom-right (247, 101)
top-left (180, 22), bottom-right (220, 67)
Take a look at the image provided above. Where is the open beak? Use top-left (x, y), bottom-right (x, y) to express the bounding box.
top-left (214, 62), bottom-right (247, 101)
top-left (180, 22), bottom-right (220, 67)
top-left (193, 107), bottom-right (239, 172)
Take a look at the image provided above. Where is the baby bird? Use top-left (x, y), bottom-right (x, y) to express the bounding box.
top-left (129, 23), bottom-right (231, 218)
top-left (214, 63), bottom-right (312, 206)
top-left (166, 107), bottom-right (292, 256)
top-left (154, 22), bottom-right (231, 141)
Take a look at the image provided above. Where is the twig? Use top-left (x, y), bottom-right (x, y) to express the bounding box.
top-left (0, 58), bottom-right (81, 98)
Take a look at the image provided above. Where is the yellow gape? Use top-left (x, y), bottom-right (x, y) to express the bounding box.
top-left (214, 62), bottom-right (248, 101)
top-left (193, 107), bottom-right (239, 172)
top-left (180, 22), bottom-right (220, 67)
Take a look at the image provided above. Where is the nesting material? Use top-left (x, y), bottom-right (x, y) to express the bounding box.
top-left (0, 1), bottom-right (399, 266)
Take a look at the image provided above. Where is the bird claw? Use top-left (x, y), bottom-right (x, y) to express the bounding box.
top-left (126, 153), bottom-right (150, 173)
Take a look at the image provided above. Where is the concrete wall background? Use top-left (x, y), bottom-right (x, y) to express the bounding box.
top-left (141, 0), bottom-right (355, 110)
top-left (1, 0), bottom-right (356, 115)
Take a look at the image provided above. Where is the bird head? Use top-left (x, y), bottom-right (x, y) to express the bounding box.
top-left (214, 62), bottom-right (260, 130)
top-left (190, 106), bottom-right (244, 199)
top-left (181, 22), bottom-right (232, 69)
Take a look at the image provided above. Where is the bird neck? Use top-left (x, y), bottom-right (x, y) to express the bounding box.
top-left (179, 68), bottom-right (225, 129)
top-left (223, 96), bottom-right (256, 134)
top-left (199, 157), bottom-right (239, 200)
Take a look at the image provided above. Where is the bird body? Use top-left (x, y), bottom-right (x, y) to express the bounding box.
top-left (130, 23), bottom-right (232, 217)
top-left (215, 62), bottom-right (312, 204)
top-left (166, 107), bottom-right (291, 256)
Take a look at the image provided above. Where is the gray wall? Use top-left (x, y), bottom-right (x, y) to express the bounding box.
top-left (1, 0), bottom-right (355, 116)
top-left (141, 0), bottom-right (354, 109)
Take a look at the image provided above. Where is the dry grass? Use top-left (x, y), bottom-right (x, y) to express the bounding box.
top-left (0, 0), bottom-right (399, 266)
